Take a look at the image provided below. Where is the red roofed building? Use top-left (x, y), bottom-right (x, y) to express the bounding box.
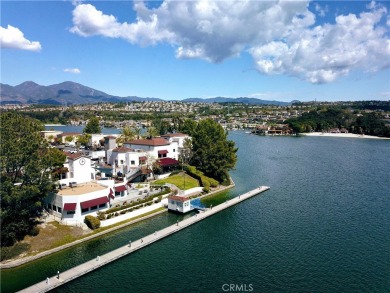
top-left (167, 195), bottom-right (192, 213)
top-left (124, 137), bottom-right (179, 161)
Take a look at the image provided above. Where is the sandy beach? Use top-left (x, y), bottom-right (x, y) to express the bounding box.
top-left (301, 132), bottom-right (390, 140)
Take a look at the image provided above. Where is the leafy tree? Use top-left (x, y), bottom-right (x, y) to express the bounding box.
top-left (0, 113), bottom-right (66, 246)
top-left (190, 118), bottom-right (237, 182)
top-left (179, 119), bottom-right (197, 136)
top-left (84, 117), bottom-right (101, 134)
top-left (65, 135), bottom-right (74, 143)
top-left (78, 133), bottom-right (91, 146)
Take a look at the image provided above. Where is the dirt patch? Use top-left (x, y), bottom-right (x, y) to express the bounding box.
top-left (0, 222), bottom-right (92, 261)
top-left (24, 222), bottom-right (91, 254)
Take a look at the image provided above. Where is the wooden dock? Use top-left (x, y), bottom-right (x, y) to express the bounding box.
top-left (18, 186), bottom-right (270, 293)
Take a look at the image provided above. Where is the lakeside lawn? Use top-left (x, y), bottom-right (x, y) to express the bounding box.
top-left (154, 173), bottom-right (200, 190)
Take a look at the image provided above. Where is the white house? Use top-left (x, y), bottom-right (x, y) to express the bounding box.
top-left (106, 146), bottom-right (149, 176)
top-left (45, 182), bottom-right (112, 225)
top-left (60, 153), bottom-right (95, 185)
top-left (124, 137), bottom-right (179, 161)
top-left (167, 195), bottom-right (192, 213)
top-left (161, 133), bottom-right (190, 149)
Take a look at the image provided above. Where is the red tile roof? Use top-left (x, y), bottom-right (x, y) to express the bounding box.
top-left (168, 195), bottom-right (191, 202)
top-left (112, 146), bottom-right (133, 153)
top-left (158, 150), bottom-right (169, 154)
top-left (64, 152), bottom-right (84, 160)
top-left (125, 137), bottom-right (169, 146)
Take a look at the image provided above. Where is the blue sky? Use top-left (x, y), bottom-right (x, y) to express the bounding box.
top-left (1, 1), bottom-right (389, 102)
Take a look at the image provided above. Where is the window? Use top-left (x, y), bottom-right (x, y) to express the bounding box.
top-left (99, 203), bottom-right (106, 209)
top-left (58, 207), bottom-right (62, 213)
top-left (67, 211), bottom-right (75, 215)
top-left (173, 149), bottom-right (175, 152)
top-left (81, 207), bottom-right (89, 213)
top-left (120, 160), bottom-right (124, 165)
top-left (131, 160), bottom-right (135, 165)
top-left (90, 205), bottom-right (98, 211)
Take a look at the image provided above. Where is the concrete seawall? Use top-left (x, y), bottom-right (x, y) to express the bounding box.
top-left (18, 186), bottom-right (270, 293)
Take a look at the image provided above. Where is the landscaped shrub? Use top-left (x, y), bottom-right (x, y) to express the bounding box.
top-left (169, 170), bottom-right (181, 176)
top-left (208, 177), bottom-right (219, 188)
top-left (114, 212), bottom-right (119, 217)
top-left (96, 211), bottom-right (106, 220)
top-left (186, 165), bottom-right (220, 189)
top-left (202, 180), bottom-right (210, 192)
top-left (120, 210), bottom-right (126, 214)
top-left (84, 215), bottom-right (101, 230)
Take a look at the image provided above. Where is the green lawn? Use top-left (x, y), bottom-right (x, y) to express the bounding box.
top-left (154, 173), bottom-right (200, 190)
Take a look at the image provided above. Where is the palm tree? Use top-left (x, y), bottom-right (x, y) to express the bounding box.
top-left (144, 126), bottom-right (158, 138)
top-left (117, 126), bottom-right (136, 145)
top-left (134, 127), bottom-right (142, 139)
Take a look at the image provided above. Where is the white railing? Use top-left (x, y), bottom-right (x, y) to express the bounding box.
top-left (126, 167), bottom-right (141, 180)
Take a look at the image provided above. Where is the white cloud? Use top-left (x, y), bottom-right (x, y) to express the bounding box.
top-left (64, 68), bottom-right (81, 74)
top-left (0, 25), bottom-right (41, 52)
top-left (250, 5), bottom-right (390, 83)
top-left (70, 1), bottom-right (390, 84)
top-left (314, 3), bottom-right (328, 17)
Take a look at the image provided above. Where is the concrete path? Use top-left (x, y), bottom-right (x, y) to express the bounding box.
top-left (18, 186), bottom-right (270, 293)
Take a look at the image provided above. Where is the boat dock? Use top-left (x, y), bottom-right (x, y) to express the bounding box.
top-left (18, 186), bottom-right (270, 293)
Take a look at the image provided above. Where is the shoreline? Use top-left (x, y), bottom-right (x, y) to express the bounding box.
top-left (0, 181), bottom-right (235, 269)
top-left (300, 132), bottom-right (390, 140)
top-left (18, 185), bottom-right (268, 293)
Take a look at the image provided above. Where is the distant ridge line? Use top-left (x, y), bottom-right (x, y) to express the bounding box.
top-left (0, 81), bottom-right (296, 106)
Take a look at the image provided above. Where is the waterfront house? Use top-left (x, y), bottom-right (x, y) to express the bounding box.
top-left (123, 137), bottom-right (178, 160)
top-left (45, 181), bottom-right (111, 226)
top-left (167, 195), bottom-right (192, 213)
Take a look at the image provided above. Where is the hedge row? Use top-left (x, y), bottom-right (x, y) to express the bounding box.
top-left (104, 201), bottom-right (156, 219)
top-left (105, 192), bottom-right (165, 215)
top-left (185, 165), bottom-right (219, 192)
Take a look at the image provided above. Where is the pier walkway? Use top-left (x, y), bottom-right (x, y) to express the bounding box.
top-left (18, 186), bottom-right (270, 293)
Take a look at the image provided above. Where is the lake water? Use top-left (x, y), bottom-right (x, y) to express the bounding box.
top-left (2, 131), bottom-right (390, 292)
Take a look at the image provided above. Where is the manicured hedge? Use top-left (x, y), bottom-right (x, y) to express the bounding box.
top-left (185, 165), bottom-right (219, 192)
top-left (84, 215), bottom-right (101, 229)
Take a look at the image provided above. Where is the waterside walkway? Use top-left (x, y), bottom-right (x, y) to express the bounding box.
top-left (18, 186), bottom-right (270, 293)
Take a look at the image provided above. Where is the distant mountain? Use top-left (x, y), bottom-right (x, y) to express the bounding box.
top-left (182, 96), bottom-right (294, 106)
top-left (0, 81), bottom-right (163, 105)
top-left (0, 81), bottom-right (297, 106)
